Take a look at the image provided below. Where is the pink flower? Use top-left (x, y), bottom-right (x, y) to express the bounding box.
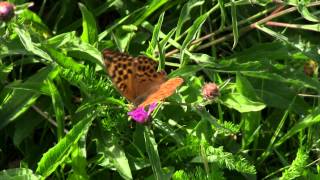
top-left (0, 2), bottom-right (15, 22)
top-left (128, 102), bottom-right (157, 123)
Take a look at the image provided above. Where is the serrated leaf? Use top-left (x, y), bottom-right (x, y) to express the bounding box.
top-left (36, 110), bottom-right (95, 178)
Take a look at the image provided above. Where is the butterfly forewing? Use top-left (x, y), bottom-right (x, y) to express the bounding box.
top-left (138, 77), bottom-right (184, 107)
top-left (103, 50), bottom-right (137, 102)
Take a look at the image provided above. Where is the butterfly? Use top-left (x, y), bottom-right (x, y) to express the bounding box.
top-left (102, 49), bottom-right (183, 107)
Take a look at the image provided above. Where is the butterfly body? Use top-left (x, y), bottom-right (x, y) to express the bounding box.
top-left (103, 49), bottom-right (183, 107)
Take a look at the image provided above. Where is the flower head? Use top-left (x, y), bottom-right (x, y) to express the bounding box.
top-left (202, 82), bottom-right (220, 100)
top-left (304, 60), bottom-right (318, 77)
top-left (0, 2), bottom-right (15, 22)
top-left (128, 102), bottom-right (157, 123)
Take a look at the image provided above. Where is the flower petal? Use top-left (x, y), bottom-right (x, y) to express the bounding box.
top-left (128, 107), bottom-right (149, 123)
top-left (147, 102), bottom-right (158, 115)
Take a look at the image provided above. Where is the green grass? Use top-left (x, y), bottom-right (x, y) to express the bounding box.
top-left (1, 0), bottom-right (320, 179)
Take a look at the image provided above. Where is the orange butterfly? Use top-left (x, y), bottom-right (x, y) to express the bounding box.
top-left (102, 49), bottom-right (183, 107)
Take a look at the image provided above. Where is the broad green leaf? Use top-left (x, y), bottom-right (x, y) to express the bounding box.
top-left (67, 42), bottom-right (104, 68)
top-left (220, 93), bottom-right (266, 113)
top-left (236, 73), bottom-right (263, 102)
top-left (68, 137), bottom-right (89, 180)
top-left (0, 66), bottom-right (58, 129)
top-left (13, 111), bottom-right (43, 147)
top-left (15, 27), bottom-right (52, 61)
top-left (0, 38), bottom-right (29, 58)
top-left (47, 32), bottom-right (77, 47)
top-left (36, 110), bottom-right (95, 178)
top-left (0, 168), bottom-right (41, 180)
top-left (97, 134), bottom-right (133, 180)
top-left (79, 3), bottom-right (98, 44)
top-left (18, 9), bottom-right (50, 35)
top-left (42, 45), bottom-right (84, 72)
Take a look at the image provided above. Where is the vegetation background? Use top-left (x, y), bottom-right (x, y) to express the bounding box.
top-left (0, 0), bottom-right (320, 179)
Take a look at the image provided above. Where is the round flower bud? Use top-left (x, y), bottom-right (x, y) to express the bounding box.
top-left (0, 2), bottom-right (15, 22)
top-left (202, 82), bottom-right (220, 100)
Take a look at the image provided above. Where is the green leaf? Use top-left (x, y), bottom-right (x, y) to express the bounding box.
top-left (97, 136), bottom-right (133, 180)
top-left (68, 138), bottom-right (89, 180)
top-left (220, 93), bottom-right (266, 113)
top-left (133, 0), bottom-right (169, 26)
top-left (175, 0), bottom-right (204, 39)
top-left (14, 27), bottom-right (52, 61)
top-left (36, 110), bottom-right (95, 178)
top-left (236, 73), bottom-right (263, 102)
top-left (98, 7), bottom-right (146, 41)
top-left (280, 147), bottom-right (309, 180)
top-left (0, 66), bottom-right (58, 129)
top-left (191, 146), bottom-right (256, 174)
top-left (158, 28), bottom-right (176, 69)
top-left (0, 168), bottom-right (41, 180)
top-left (297, 3), bottom-right (320, 22)
top-left (47, 79), bottom-right (65, 139)
top-left (144, 126), bottom-right (164, 180)
top-left (217, 0), bottom-right (226, 30)
top-left (180, 9), bottom-right (212, 66)
top-left (79, 3), bottom-right (98, 44)
top-left (230, 0), bottom-right (239, 49)
top-left (146, 12), bottom-right (165, 56)
top-left (67, 42), bottom-right (104, 68)
top-left (42, 45), bottom-right (84, 72)
top-left (275, 106), bottom-right (320, 147)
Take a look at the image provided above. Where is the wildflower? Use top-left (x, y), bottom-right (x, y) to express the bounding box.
top-left (202, 82), bottom-right (220, 100)
top-left (0, 2), bottom-right (15, 22)
top-left (128, 102), bottom-right (157, 123)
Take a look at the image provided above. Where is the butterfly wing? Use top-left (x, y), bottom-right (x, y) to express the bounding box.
top-left (138, 77), bottom-right (184, 107)
top-left (132, 55), bottom-right (167, 105)
top-left (103, 50), bottom-right (167, 105)
top-left (103, 50), bottom-right (137, 102)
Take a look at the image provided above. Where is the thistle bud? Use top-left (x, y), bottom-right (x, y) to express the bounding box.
top-left (202, 82), bottom-right (220, 100)
top-left (0, 2), bottom-right (15, 22)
